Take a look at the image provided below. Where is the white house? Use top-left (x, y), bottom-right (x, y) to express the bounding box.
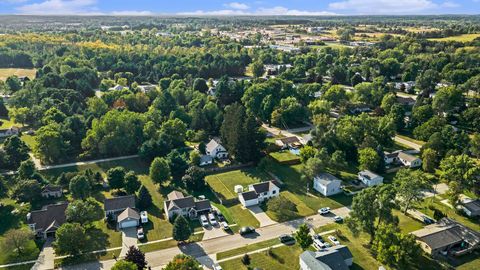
top-left (163, 191), bottom-right (212, 220)
top-left (313, 173), bottom-right (343, 196)
top-left (358, 170), bottom-right (384, 187)
top-left (0, 126), bottom-right (19, 138)
top-left (108, 84), bottom-right (128, 91)
top-left (199, 155), bottom-right (213, 166)
top-left (41, 185), bottom-right (62, 199)
top-left (117, 207), bottom-right (140, 229)
top-left (205, 138), bottom-right (228, 159)
top-left (239, 181), bottom-right (280, 207)
top-left (384, 151), bottom-right (422, 168)
top-left (137, 84), bottom-right (157, 93)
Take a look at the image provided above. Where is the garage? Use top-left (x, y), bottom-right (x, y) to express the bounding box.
top-left (117, 207), bottom-right (140, 229)
top-left (239, 191), bottom-right (259, 207)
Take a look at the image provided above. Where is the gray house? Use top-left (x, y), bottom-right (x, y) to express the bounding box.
top-left (104, 195), bottom-right (136, 217)
top-left (27, 202), bottom-right (68, 239)
top-left (300, 245), bottom-right (353, 270)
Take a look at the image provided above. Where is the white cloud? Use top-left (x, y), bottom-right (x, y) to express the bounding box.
top-left (441, 1), bottom-right (459, 8)
top-left (328, 0), bottom-right (440, 14)
top-left (17, 0), bottom-right (99, 15)
top-left (179, 6), bottom-right (336, 16)
top-left (110, 10), bottom-right (153, 16)
top-left (224, 2), bottom-right (249, 10)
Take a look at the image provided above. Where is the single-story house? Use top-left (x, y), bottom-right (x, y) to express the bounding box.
top-left (313, 173), bottom-right (342, 197)
top-left (137, 84), bottom-right (157, 93)
top-left (411, 218), bottom-right (480, 257)
top-left (199, 155), bottom-right (214, 166)
top-left (41, 184), bottom-right (63, 199)
top-left (460, 199), bottom-right (480, 217)
top-left (396, 96), bottom-right (416, 106)
top-left (358, 170), bottom-right (384, 187)
top-left (394, 81), bottom-right (415, 92)
top-left (27, 202), bottom-right (68, 239)
top-left (0, 126), bottom-right (19, 138)
top-left (117, 207), bottom-right (140, 229)
top-left (108, 84), bottom-right (129, 91)
top-left (299, 245), bottom-right (353, 270)
top-left (163, 191), bottom-right (212, 220)
top-left (239, 181), bottom-right (280, 207)
top-left (275, 136), bottom-right (302, 149)
top-left (104, 195), bottom-right (136, 217)
top-left (205, 138), bottom-right (228, 159)
top-left (384, 151), bottom-right (422, 168)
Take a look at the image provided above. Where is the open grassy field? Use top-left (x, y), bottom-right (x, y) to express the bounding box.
top-left (205, 168), bottom-right (270, 201)
top-left (214, 203), bottom-right (260, 229)
top-left (0, 68), bottom-right (36, 81)
top-left (429, 33), bottom-right (480, 42)
top-left (269, 150), bottom-right (300, 163)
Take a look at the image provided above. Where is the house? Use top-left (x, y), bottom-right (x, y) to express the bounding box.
top-left (411, 218), bottom-right (480, 257)
top-left (384, 151), bottom-right (422, 168)
top-left (41, 184), bottom-right (63, 199)
top-left (394, 81), bottom-right (415, 92)
top-left (205, 138), bottom-right (228, 159)
top-left (348, 104), bottom-right (371, 115)
top-left (27, 202), bottom-right (68, 239)
top-left (396, 96), bottom-right (416, 106)
top-left (104, 195), bottom-right (136, 217)
top-left (275, 136), bottom-right (302, 149)
top-left (299, 245), bottom-right (353, 270)
top-left (137, 84), bottom-right (157, 93)
top-left (117, 207), bottom-right (140, 229)
top-left (0, 126), bottom-right (19, 138)
top-left (163, 191), bottom-right (212, 220)
top-left (108, 84), bottom-right (128, 91)
top-left (460, 199), bottom-right (480, 217)
top-left (313, 173), bottom-right (342, 196)
top-left (199, 155), bottom-right (213, 166)
top-left (239, 181), bottom-right (280, 207)
top-left (358, 170), bottom-right (384, 187)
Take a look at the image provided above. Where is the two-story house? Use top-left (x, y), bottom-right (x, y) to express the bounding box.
top-left (205, 138), bottom-right (228, 159)
top-left (239, 181), bottom-right (280, 207)
top-left (313, 173), bottom-right (342, 196)
top-left (163, 191), bottom-right (212, 220)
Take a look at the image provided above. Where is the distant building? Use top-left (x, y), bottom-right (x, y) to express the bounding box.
top-left (299, 245), bottom-right (353, 270)
top-left (41, 185), bottom-right (63, 199)
top-left (384, 151), bottom-right (422, 168)
top-left (27, 202), bottom-right (68, 239)
top-left (411, 218), bottom-right (480, 257)
top-left (137, 84), bottom-right (157, 93)
top-left (396, 96), bottom-right (416, 106)
top-left (163, 191), bottom-right (212, 220)
top-left (313, 173), bottom-right (343, 197)
top-left (108, 84), bottom-right (128, 91)
top-left (358, 170), bottom-right (384, 187)
top-left (239, 181), bottom-right (280, 207)
top-left (0, 126), bottom-right (19, 138)
top-left (205, 138), bottom-right (228, 159)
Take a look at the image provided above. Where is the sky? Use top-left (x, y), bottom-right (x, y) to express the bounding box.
top-left (0, 0), bottom-right (479, 16)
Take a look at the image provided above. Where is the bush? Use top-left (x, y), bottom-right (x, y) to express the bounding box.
top-left (241, 254), bottom-right (250, 265)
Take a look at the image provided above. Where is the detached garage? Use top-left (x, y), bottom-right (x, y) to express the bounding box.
top-left (117, 207), bottom-right (140, 229)
top-left (239, 191), bottom-right (259, 207)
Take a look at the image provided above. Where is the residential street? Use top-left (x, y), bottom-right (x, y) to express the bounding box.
top-left (62, 207), bottom-right (351, 270)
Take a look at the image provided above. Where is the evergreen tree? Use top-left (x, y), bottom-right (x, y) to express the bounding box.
top-left (172, 215), bottom-right (191, 242)
top-left (295, 223), bottom-right (313, 250)
top-left (137, 185), bottom-right (152, 210)
top-left (124, 246), bottom-right (147, 270)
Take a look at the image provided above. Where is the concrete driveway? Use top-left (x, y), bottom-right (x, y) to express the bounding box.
top-left (247, 205), bottom-right (276, 227)
top-left (31, 238), bottom-right (55, 270)
top-left (120, 227), bottom-right (138, 257)
top-left (202, 224), bottom-right (230, 240)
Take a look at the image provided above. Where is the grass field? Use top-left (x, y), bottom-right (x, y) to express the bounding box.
top-left (205, 168), bottom-right (270, 201)
top-left (429, 33), bottom-right (480, 42)
top-left (214, 203), bottom-right (260, 229)
top-left (217, 238), bottom-right (281, 260)
top-left (0, 117), bottom-right (16, 129)
top-left (269, 150), bottom-right (300, 163)
top-left (0, 68), bottom-right (36, 81)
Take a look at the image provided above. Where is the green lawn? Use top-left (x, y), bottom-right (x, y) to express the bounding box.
top-left (20, 134), bottom-right (37, 150)
top-left (0, 68), bottom-right (36, 81)
top-left (214, 203), bottom-right (260, 229)
top-left (219, 244), bottom-right (303, 270)
top-left (206, 168), bottom-right (270, 201)
top-left (217, 238), bottom-right (281, 260)
top-left (269, 151), bottom-right (300, 163)
top-left (429, 33), bottom-right (480, 42)
top-left (0, 117), bottom-right (16, 129)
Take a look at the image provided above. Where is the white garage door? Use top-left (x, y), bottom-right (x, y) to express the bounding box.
top-left (244, 199), bottom-right (259, 207)
top-left (120, 220), bottom-right (137, 229)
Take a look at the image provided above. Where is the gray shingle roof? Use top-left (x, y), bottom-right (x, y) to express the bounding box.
top-left (300, 246), bottom-right (353, 270)
top-left (104, 195), bottom-right (136, 212)
top-left (241, 191), bottom-right (258, 201)
top-left (117, 207), bottom-right (140, 223)
top-left (27, 202), bottom-right (68, 233)
top-left (251, 181), bottom-right (279, 194)
top-left (194, 200), bottom-right (212, 211)
top-left (359, 170), bottom-right (381, 180)
top-left (315, 173), bottom-right (342, 186)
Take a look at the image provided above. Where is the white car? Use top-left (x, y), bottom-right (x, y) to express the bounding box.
top-left (140, 211), bottom-right (148, 223)
top-left (328, 235), bottom-right (340, 245)
top-left (333, 216), bottom-right (343, 222)
top-left (313, 239), bottom-right (326, 250)
top-left (221, 221), bottom-right (229, 231)
top-left (137, 227), bottom-right (144, 240)
top-left (208, 213), bottom-right (218, 226)
top-left (200, 215), bottom-right (209, 227)
top-left (318, 207), bottom-right (331, 215)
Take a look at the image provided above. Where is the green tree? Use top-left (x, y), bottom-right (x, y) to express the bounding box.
top-left (295, 223), bottom-right (313, 250)
top-left (160, 119), bottom-right (187, 148)
top-left (394, 169), bottom-right (427, 214)
top-left (86, 97), bottom-right (108, 118)
top-left (358, 147), bottom-right (382, 172)
top-left (5, 76), bottom-right (22, 92)
top-left (380, 93), bottom-right (397, 114)
top-left (1, 228), bottom-right (33, 256)
top-left (34, 123), bottom-right (68, 164)
top-left (124, 171), bottom-right (140, 194)
top-left (150, 157), bottom-right (171, 184)
top-left (54, 223), bottom-right (88, 256)
top-left (164, 254), bottom-right (201, 270)
top-left (124, 246), bottom-right (147, 270)
top-left (3, 135), bottom-right (29, 169)
top-left (182, 166), bottom-right (206, 191)
top-left (193, 78), bottom-right (208, 93)
top-left (440, 155), bottom-right (480, 198)
top-left (65, 198), bottom-right (103, 225)
top-left (137, 185), bottom-right (152, 210)
top-left (422, 148), bottom-right (438, 173)
top-left (8, 107), bottom-right (28, 126)
top-left (111, 260), bottom-right (137, 270)
top-left (107, 167), bottom-right (126, 190)
top-left (250, 60), bottom-right (265, 78)
top-left (18, 159), bottom-right (36, 180)
top-left (323, 85), bottom-right (347, 107)
top-left (172, 215), bottom-right (191, 242)
top-left (331, 150), bottom-right (347, 170)
top-left (69, 175), bottom-right (91, 199)
top-left (11, 180), bottom-right (41, 203)
top-left (432, 86), bottom-right (463, 114)
top-left (470, 133), bottom-right (480, 158)
top-left (299, 145), bottom-right (318, 163)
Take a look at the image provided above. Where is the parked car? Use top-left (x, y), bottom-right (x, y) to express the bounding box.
top-left (422, 215), bottom-right (434, 225)
top-left (313, 239), bottom-right (326, 250)
top-left (140, 211), bottom-right (148, 223)
top-left (333, 216), bottom-right (343, 223)
top-left (208, 213), bottom-right (218, 226)
top-left (239, 226), bottom-right (255, 236)
top-left (200, 215), bottom-right (209, 227)
top-left (312, 234), bottom-right (323, 241)
top-left (279, 234), bottom-right (295, 243)
top-left (213, 263), bottom-right (223, 270)
top-left (137, 227), bottom-right (144, 240)
top-left (328, 235), bottom-right (340, 245)
top-left (216, 211), bottom-right (225, 222)
top-left (318, 207), bottom-right (331, 215)
top-left (221, 221), bottom-right (229, 231)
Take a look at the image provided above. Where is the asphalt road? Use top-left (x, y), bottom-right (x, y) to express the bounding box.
top-left (62, 207), bottom-right (351, 270)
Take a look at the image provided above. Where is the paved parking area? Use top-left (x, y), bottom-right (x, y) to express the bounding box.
top-left (202, 224), bottom-right (230, 240)
top-left (247, 205), bottom-right (277, 227)
top-left (120, 227), bottom-right (138, 257)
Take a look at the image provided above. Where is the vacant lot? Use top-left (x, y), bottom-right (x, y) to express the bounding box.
top-left (0, 68), bottom-right (36, 81)
top-left (206, 168), bottom-right (270, 201)
top-left (429, 33), bottom-right (480, 42)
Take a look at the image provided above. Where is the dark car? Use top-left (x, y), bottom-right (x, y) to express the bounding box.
top-left (422, 216), bottom-right (434, 225)
top-left (239, 226), bottom-right (255, 236)
top-left (312, 234), bottom-right (323, 241)
top-left (279, 234), bottom-right (295, 243)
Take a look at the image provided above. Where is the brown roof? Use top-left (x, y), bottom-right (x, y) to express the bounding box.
top-left (27, 202), bottom-right (68, 232)
top-left (276, 136), bottom-right (300, 145)
top-left (104, 195), bottom-right (136, 212)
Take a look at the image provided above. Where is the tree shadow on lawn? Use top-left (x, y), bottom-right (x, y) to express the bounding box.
top-left (0, 204), bottom-right (22, 235)
top-left (85, 227), bottom-right (109, 252)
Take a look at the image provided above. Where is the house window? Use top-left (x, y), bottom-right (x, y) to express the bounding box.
top-left (263, 192), bottom-right (268, 196)
top-left (272, 190), bottom-right (276, 194)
